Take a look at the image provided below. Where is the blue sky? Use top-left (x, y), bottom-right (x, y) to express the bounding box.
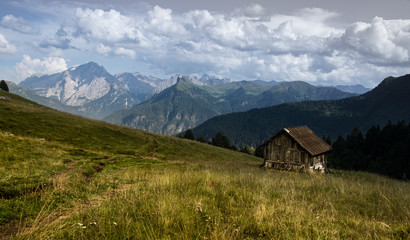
top-left (0, 0), bottom-right (410, 87)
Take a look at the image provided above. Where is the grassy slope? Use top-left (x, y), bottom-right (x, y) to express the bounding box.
top-left (0, 90), bottom-right (409, 239)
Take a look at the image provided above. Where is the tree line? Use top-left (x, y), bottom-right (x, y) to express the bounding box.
top-left (328, 121), bottom-right (410, 180)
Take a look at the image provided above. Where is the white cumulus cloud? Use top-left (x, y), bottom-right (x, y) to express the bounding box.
top-left (15, 55), bottom-right (68, 80)
top-left (341, 17), bottom-right (410, 64)
top-left (96, 43), bottom-right (111, 55)
top-left (115, 47), bottom-right (136, 59)
top-left (0, 34), bottom-right (17, 53)
top-left (74, 8), bottom-right (139, 42)
top-left (268, 8), bottom-right (343, 37)
top-left (147, 5), bottom-right (187, 36)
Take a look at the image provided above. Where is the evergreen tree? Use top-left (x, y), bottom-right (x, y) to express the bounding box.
top-left (332, 136), bottom-right (346, 152)
top-left (322, 134), bottom-right (332, 145)
top-left (380, 121), bottom-right (394, 153)
top-left (364, 125), bottom-right (380, 155)
top-left (328, 121), bottom-right (410, 180)
top-left (211, 132), bottom-right (230, 149)
top-left (254, 145), bottom-right (264, 158)
top-left (345, 127), bottom-right (366, 169)
top-left (0, 80), bottom-right (9, 92)
top-left (183, 129), bottom-right (194, 140)
top-left (328, 136), bottom-right (346, 169)
top-left (345, 126), bottom-right (364, 151)
top-left (230, 145), bottom-right (238, 151)
top-left (196, 136), bottom-right (205, 143)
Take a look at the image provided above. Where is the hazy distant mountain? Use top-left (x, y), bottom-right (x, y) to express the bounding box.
top-left (254, 81), bottom-right (356, 109)
top-left (152, 73), bottom-right (230, 94)
top-left (252, 80), bottom-right (370, 94)
top-left (106, 76), bottom-right (355, 135)
top-left (115, 72), bottom-right (157, 96)
top-left (198, 74), bottom-right (231, 86)
top-left (191, 74), bottom-right (410, 147)
top-left (334, 84), bottom-right (371, 94)
top-left (252, 80), bottom-right (280, 86)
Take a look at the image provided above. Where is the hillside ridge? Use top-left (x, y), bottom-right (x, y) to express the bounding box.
top-left (191, 74), bottom-right (410, 146)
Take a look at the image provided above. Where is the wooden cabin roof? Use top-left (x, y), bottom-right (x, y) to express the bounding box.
top-left (264, 126), bottom-right (332, 156)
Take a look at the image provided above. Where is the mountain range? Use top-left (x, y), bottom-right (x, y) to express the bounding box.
top-left (16, 62), bottom-right (232, 120)
top-left (8, 61), bottom-right (372, 136)
top-left (190, 74), bottom-right (410, 147)
top-left (105, 76), bottom-right (355, 135)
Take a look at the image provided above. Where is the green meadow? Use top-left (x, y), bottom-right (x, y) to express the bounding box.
top-left (0, 90), bottom-right (409, 239)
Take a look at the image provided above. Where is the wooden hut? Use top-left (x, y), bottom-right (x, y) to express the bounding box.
top-left (262, 126), bottom-right (332, 172)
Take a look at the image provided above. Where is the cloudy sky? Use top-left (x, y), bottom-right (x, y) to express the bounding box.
top-left (0, 0), bottom-right (410, 87)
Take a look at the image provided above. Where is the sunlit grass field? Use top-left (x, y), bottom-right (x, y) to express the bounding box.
top-left (1, 90), bottom-right (409, 239)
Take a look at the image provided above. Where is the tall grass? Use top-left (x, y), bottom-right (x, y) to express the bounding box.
top-left (10, 161), bottom-right (410, 240)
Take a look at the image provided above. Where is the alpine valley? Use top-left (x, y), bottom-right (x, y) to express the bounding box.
top-left (12, 62), bottom-right (358, 135)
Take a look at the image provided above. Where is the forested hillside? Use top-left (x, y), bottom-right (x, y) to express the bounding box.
top-left (191, 74), bottom-right (410, 147)
top-left (328, 121), bottom-right (410, 180)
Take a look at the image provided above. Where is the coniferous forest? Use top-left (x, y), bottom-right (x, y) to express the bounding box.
top-left (328, 121), bottom-right (410, 180)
